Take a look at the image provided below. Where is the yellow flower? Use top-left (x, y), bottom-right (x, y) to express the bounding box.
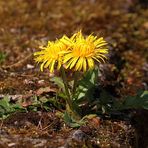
top-left (34, 39), bottom-right (69, 73)
top-left (63, 31), bottom-right (108, 71)
top-left (34, 31), bottom-right (108, 73)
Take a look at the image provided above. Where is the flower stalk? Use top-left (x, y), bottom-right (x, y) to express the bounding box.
top-left (60, 66), bottom-right (81, 119)
top-left (72, 71), bottom-right (79, 96)
top-left (60, 66), bottom-right (72, 108)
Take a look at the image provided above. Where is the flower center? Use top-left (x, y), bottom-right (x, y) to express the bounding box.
top-left (73, 41), bottom-right (95, 57)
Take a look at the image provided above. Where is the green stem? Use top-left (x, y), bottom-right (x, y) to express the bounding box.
top-left (60, 66), bottom-right (81, 120)
top-left (60, 66), bottom-right (72, 109)
top-left (72, 71), bottom-right (79, 97)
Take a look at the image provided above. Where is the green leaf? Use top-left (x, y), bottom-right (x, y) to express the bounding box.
top-left (93, 90), bottom-right (114, 113)
top-left (81, 114), bottom-right (97, 120)
top-left (0, 96), bottom-right (26, 119)
top-left (63, 112), bottom-right (84, 128)
top-left (0, 96), bottom-right (11, 113)
top-left (75, 67), bottom-right (99, 101)
top-left (42, 105), bottom-right (51, 111)
top-left (141, 90), bottom-right (148, 98)
top-left (50, 76), bottom-right (65, 92)
top-left (141, 91), bottom-right (148, 109)
top-left (79, 66), bottom-right (99, 86)
top-left (64, 111), bottom-right (72, 123)
top-left (119, 90), bottom-right (148, 110)
top-left (58, 92), bottom-right (67, 99)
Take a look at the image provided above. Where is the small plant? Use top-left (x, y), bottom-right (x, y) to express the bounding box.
top-left (0, 96), bottom-right (25, 119)
top-left (34, 30), bottom-right (108, 123)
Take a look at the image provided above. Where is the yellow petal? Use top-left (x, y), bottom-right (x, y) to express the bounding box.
top-left (96, 42), bottom-right (107, 48)
top-left (92, 56), bottom-right (101, 63)
top-left (97, 54), bottom-right (108, 59)
top-left (87, 58), bottom-right (94, 69)
top-left (83, 58), bottom-right (87, 72)
top-left (57, 60), bottom-right (62, 70)
top-left (96, 49), bottom-right (108, 54)
top-left (96, 54), bottom-right (107, 62)
top-left (40, 60), bottom-right (47, 71)
top-left (75, 57), bottom-right (83, 71)
top-left (63, 53), bottom-right (73, 63)
top-left (50, 60), bottom-right (55, 73)
top-left (65, 57), bottom-right (79, 69)
top-left (44, 59), bottom-right (52, 68)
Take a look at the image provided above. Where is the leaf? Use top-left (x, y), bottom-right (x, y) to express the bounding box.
top-left (82, 114), bottom-right (97, 120)
top-left (75, 67), bottom-right (99, 101)
top-left (119, 90), bottom-right (148, 110)
top-left (0, 96), bottom-right (26, 118)
top-left (79, 66), bottom-right (99, 86)
top-left (0, 96), bottom-right (11, 113)
top-left (141, 90), bottom-right (148, 98)
top-left (42, 105), bottom-right (51, 111)
top-left (58, 92), bottom-right (67, 99)
top-left (99, 90), bottom-right (114, 105)
top-left (50, 77), bottom-right (65, 92)
top-left (63, 112), bottom-right (84, 128)
top-left (64, 111), bottom-right (72, 123)
top-left (141, 90), bottom-right (148, 109)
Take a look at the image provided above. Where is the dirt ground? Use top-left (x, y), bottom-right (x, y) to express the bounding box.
top-left (0, 0), bottom-right (148, 147)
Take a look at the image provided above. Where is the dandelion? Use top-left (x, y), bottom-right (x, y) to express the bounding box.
top-left (34, 33), bottom-right (77, 73)
top-left (34, 39), bottom-right (67, 73)
top-left (63, 31), bottom-right (108, 71)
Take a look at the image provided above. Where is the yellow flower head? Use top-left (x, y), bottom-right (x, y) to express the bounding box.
top-left (63, 31), bottom-right (108, 71)
top-left (34, 31), bottom-right (108, 73)
top-left (34, 39), bottom-right (68, 73)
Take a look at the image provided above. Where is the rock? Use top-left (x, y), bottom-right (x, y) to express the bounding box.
top-left (62, 130), bottom-right (89, 147)
top-left (71, 130), bottom-right (88, 142)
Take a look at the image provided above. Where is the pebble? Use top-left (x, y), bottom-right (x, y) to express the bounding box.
top-left (26, 64), bottom-right (34, 69)
top-left (71, 130), bottom-right (88, 142)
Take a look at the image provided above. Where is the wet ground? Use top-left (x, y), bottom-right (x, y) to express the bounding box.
top-left (0, 0), bottom-right (148, 147)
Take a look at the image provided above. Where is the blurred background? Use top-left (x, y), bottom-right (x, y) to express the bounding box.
top-left (0, 0), bottom-right (147, 95)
